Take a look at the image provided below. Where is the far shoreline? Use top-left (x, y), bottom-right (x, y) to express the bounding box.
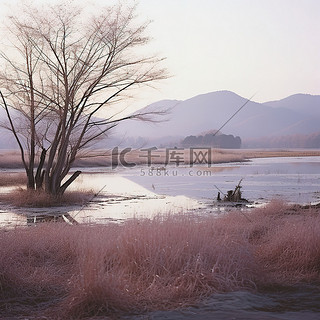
top-left (0, 148), bottom-right (320, 169)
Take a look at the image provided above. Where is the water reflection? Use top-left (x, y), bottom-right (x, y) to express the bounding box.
top-left (0, 156), bottom-right (320, 227)
top-left (125, 156), bottom-right (320, 204)
top-left (0, 175), bottom-right (204, 227)
top-left (68, 176), bottom-right (203, 224)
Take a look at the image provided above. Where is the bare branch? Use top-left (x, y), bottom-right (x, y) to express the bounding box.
top-left (0, 1), bottom-right (168, 195)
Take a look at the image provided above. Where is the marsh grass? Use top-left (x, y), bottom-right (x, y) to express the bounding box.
top-left (0, 172), bottom-right (26, 186)
top-left (0, 188), bottom-right (94, 207)
top-left (1, 149), bottom-right (320, 169)
top-left (0, 201), bottom-right (319, 318)
top-left (0, 151), bottom-right (23, 168)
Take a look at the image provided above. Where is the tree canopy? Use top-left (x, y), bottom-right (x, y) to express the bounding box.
top-left (182, 132), bottom-right (242, 149)
top-left (0, 1), bottom-right (167, 195)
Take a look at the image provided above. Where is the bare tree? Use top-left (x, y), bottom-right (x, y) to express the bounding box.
top-left (0, 1), bottom-right (167, 196)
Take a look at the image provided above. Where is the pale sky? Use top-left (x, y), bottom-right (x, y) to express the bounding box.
top-left (137, 0), bottom-right (320, 104)
top-left (1, 0), bottom-right (320, 110)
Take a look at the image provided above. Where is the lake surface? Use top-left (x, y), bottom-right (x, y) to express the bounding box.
top-left (125, 156), bottom-right (320, 205)
top-left (1, 156), bottom-right (320, 227)
top-left (67, 155), bottom-right (320, 225)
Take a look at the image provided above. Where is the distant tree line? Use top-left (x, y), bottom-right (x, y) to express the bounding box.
top-left (181, 133), bottom-right (241, 149)
top-left (243, 132), bottom-right (320, 148)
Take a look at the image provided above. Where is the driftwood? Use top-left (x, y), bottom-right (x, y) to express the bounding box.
top-left (216, 179), bottom-right (249, 203)
top-left (27, 213), bottom-right (78, 225)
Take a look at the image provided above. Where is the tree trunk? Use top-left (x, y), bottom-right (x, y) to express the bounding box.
top-left (44, 170), bottom-right (81, 196)
top-left (35, 148), bottom-right (47, 189)
top-left (59, 171), bottom-right (81, 195)
top-left (27, 169), bottom-right (35, 190)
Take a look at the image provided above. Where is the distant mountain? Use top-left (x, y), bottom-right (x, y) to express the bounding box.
top-left (0, 108), bottom-right (18, 149)
top-left (1, 91), bottom-right (319, 149)
top-left (263, 94), bottom-right (320, 117)
top-left (115, 90), bottom-right (320, 146)
top-left (244, 132), bottom-right (320, 149)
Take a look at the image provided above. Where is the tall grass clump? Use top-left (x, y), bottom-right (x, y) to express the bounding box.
top-left (0, 187), bottom-right (93, 207)
top-left (0, 201), bottom-right (319, 318)
top-left (216, 200), bottom-right (320, 285)
top-left (257, 208), bottom-right (320, 284)
top-left (0, 224), bottom-right (78, 318)
top-left (62, 216), bottom-right (260, 318)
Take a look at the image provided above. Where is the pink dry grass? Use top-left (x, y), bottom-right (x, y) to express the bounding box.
top-left (0, 224), bottom-right (77, 318)
top-left (0, 201), bottom-right (319, 318)
top-left (0, 172), bottom-right (26, 186)
top-left (257, 209), bottom-right (320, 284)
top-left (0, 151), bottom-right (23, 168)
top-left (216, 200), bottom-right (320, 285)
top-left (0, 187), bottom-right (94, 207)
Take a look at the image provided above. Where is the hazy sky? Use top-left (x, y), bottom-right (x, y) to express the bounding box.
top-left (1, 0), bottom-right (320, 109)
top-left (137, 0), bottom-right (320, 104)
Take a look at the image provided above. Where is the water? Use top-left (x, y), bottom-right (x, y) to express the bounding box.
top-left (125, 156), bottom-right (320, 205)
top-left (0, 173), bottom-right (203, 227)
top-left (1, 156), bottom-right (320, 227)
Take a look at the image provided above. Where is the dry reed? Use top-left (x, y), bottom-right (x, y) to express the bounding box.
top-left (2, 149), bottom-right (320, 169)
top-left (0, 188), bottom-right (94, 207)
top-left (0, 201), bottom-right (319, 318)
top-left (0, 172), bottom-right (26, 186)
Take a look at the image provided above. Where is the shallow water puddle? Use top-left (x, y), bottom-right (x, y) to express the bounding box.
top-left (68, 175), bottom-right (204, 224)
top-left (0, 175), bottom-right (204, 227)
